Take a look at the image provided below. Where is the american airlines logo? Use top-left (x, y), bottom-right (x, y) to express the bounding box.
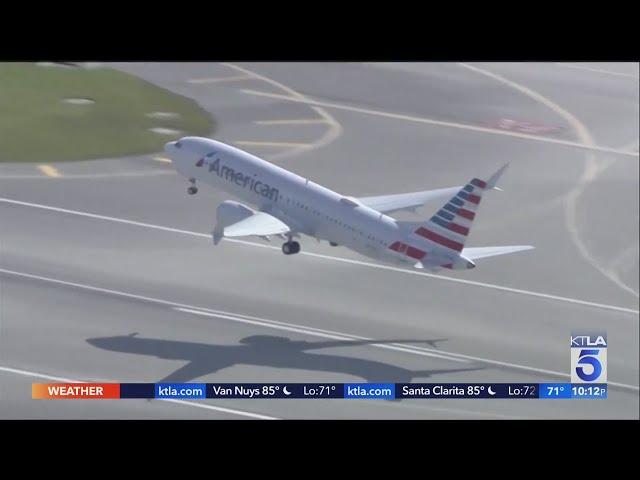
top-left (196, 155), bottom-right (279, 202)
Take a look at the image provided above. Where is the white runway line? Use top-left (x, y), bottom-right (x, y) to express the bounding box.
top-left (1, 197), bottom-right (637, 316)
top-left (1, 268), bottom-right (638, 393)
top-left (240, 89), bottom-right (639, 158)
top-left (0, 171), bottom-right (174, 180)
top-left (174, 307), bottom-right (467, 362)
top-left (187, 75), bottom-right (253, 84)
top-left (0, 366), bottom-right (78, 383)
top-left (0, 366), bottom-right (277, 420)
top-left (255, 119), bottom-right (330, 125)
top-left (554, 63), bottom-right (640, 80)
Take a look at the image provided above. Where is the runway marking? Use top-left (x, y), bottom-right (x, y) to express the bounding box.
top-left (0, 170), bottom-right (174, 180)
top-left (1, 268), bottom-right (637, 392)
top-left (458, 63), bottom-right (640, 299)
top-left (223, 63), bottom-right (343, 160)
top-left (37, 165), bottom-right (61, 178)
top-left (240, 88), bottom-right (639, 158)
top-left (1, 197), bottom-right (638, 316)
top-left (174, 307), bottom-right (468, 362)
top-left (608, 242), bottom-right (640, 289)
top-left (152, 156), bottom-right (172, 164)
top-left (555, 63), bottom-right (640, 80)
top-left (234, 141), bottom-right (313, 148)
top-left (0, 365), bottom-right (277, 420)
top-left (0, 366), bottom-right (77, 383)
top-left (187, 75), bottom-right (253, 84)
top-left (255, 119), bottom-right (330, 125)
top-left (564, 140), bottom-right (640, 299)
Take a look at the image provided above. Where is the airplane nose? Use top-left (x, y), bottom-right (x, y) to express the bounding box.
top-left (164, 141), bottom-right (176, 153)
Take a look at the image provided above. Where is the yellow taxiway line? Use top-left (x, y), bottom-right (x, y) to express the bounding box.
top-left (152, 156), bottom-right (172, 164)
top-left (233, 141), bottom-right (312, 148)
top-left (38, 165), bottom-right (61, 177)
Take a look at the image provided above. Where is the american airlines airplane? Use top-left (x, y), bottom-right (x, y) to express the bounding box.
top-left (164, 137), bottom-right (533, 271)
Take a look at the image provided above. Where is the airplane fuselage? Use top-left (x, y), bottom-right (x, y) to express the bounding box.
top-left (166, 137), bottom-right (466, 267)
top-left (163, 137), bottom-right (533, 269)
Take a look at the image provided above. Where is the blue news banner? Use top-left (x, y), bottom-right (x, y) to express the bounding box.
top-left (117, 383), bottom-right (607, 400)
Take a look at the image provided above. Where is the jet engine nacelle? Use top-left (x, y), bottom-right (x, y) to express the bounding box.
top-left (212, 200), bottom-right (255, 244)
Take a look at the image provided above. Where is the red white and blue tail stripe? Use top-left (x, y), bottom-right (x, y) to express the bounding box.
top-left (414, 177), bottom-right (487, 252)
top-left (387, 164), bottom-right (509, 266)
top-left (414, 164), bottom-right (508, 255)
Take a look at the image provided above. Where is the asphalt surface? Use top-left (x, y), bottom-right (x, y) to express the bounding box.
top-left (0, 62), bottom-right (638, 419)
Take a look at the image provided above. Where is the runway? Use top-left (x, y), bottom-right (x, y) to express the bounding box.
top-left (1, 62), bottom-right (638, 419)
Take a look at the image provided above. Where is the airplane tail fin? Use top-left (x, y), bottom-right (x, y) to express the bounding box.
top-left (411, 164), bottom-right (509, 254)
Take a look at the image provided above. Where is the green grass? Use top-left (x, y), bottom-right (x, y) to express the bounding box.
top-left (0, 63), bottom-right (214, 162)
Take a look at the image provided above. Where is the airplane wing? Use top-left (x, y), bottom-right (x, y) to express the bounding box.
top-left (462, 245), bottom-right (535, 260)
top-left (224, 211), bottom-right (290, 237)
top-left (213, 211), bottom-right (291, 244)
top-left (357, 186), bottom-right (462, 214)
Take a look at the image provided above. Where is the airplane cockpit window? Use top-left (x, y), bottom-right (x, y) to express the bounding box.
top-left (175, 141), bottom-right (182, 148)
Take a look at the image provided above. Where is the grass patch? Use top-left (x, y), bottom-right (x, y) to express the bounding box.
top-left (0, 63), bottom-right (214, 162)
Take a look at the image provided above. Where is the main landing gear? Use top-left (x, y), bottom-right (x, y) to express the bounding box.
top-left (187, 178), bottom-right (198, 195)
top-left (282, 240), bottom-right (301, 255)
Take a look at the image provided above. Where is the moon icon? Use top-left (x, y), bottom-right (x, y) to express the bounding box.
top-left (283, 386), bottom-right (292, 396)
top-left (488, 386), bottom-right (496, 396)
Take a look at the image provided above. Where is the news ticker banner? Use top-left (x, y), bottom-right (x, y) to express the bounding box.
top-left (32, 332), bottom-right (609, 401)
top-left (32, 382), bottom-right (608, 400)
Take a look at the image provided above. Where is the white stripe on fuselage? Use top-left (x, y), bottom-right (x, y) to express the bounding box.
top-left (169, 138), bottom-right (413, 263)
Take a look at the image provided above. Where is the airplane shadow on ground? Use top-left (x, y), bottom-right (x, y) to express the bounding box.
top-left (86, 334), bottom-right (484, 383)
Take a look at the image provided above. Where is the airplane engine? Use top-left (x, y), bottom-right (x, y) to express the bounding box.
top-left (212, 201), bottom-right (255, 244)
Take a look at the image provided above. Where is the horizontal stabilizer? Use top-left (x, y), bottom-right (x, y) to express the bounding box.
top-left (461, 245), bottom-right (534, 261)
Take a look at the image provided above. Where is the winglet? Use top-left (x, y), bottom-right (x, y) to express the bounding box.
top-left (212, 227), bottom-right (223, 245)
top-left (486, 163), bottom-right (509, 190)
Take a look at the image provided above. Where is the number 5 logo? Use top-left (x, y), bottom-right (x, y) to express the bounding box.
top-left (576, 349), bottom-right (602, 382)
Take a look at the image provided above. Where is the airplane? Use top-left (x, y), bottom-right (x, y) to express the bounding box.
top-left (164, 137), bottom-right (534, 271)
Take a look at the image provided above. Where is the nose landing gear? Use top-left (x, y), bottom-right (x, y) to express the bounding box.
top-left (187, 178), bottom-right (198, 195)
top-left (282, 241), bottom-right (301, 255)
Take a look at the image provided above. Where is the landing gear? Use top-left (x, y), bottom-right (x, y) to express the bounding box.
top-left (282, 241), bottom-right (301, 255)
top-left (187, 178), bottom-right (198, 195)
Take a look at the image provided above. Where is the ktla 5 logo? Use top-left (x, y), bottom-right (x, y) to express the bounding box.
top-left (571, 334), bottom-right (607, 383)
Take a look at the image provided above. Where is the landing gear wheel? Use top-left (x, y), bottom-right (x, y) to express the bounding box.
top-left (282, 241), bottom-right (301, 255)
top-left (187, 186), bottom-right (198, 195)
